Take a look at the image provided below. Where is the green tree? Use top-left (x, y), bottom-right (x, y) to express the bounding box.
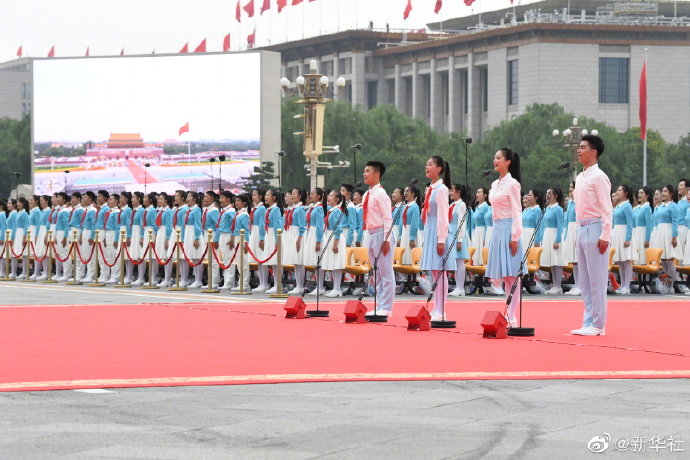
top-left (0, 114), bottom-right (31, 197)
top-left (241, 161), bottom-right (277, 194)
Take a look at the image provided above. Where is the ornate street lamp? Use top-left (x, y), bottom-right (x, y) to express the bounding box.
top-left (552, 118), bottom-right (599, 179)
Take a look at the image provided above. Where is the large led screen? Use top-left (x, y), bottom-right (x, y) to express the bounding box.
top-left (32, 52), bottom-right (276, 195)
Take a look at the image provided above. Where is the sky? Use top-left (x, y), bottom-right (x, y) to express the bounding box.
top-left (33, 53), bottom-right (262, 142)
top-left (0, 0), bottom-right (539, 62)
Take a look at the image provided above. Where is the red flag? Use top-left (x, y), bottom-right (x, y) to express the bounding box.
top-left (223, 33), bottom-right (231, 52)
top-left (434, 0), bottom-right (442, 14)
top-left (247, 28), bottom-right (256, 48)
top-left (243, 0), bottom-right (255, 17)
top-left (194, 38), bottom-right (206, 53)
top-left (235, 0), bottom-right (242, 22)
top-left (120, 48), bottom-right (125, 56)
top-left (16, 45), bottom-right (22, 57)
top-left (85, 46), bottom-right (90, 57)
top-left (179, 122), bottom-right (189, 136)
top-left (292, 0), bottom-right (303, 5)
top-left (639, 60), bottom-right (647, 140)
top-left (47, 45), bottom-right (55, 58)
top-left (464, 0), bottom-right (476, 5)
top-left (179, 42), bottom-right (188, 53)
top-left (277, 0), bottom-right (287, 12)
top-left (403, 0), bottom-right (412, 19)
top-left (260, 0), bottom-right (270, 14)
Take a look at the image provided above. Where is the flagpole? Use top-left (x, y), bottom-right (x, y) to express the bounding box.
top-left (642, 47), bottom-right (648, 186)
top-left (188, 135), bottom-right (192, 190)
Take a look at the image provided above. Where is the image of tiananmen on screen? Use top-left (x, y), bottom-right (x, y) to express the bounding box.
top-left (32, 52), bottom-right (264, 195)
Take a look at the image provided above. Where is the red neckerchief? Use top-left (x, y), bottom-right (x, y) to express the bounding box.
top-left (403, 204), bottom-right (410, 226)
top-left (131, 206), bottom-right (141, 227)
top-left (49, 207), bottom-right (57, 224)
top-left (80, 206), bottom-right (92, 226)
top-left (306, 205), bottom-right (314, 228)
top-left (362, 191), bottom-right (370, 230)
top-left (216, 206), bottom-right (231, 229)
top-left (156, 209), bottom-right (164, 227)
top-left (103, 209), bottom-right (112, 229)
top-left (184, 207), bottom-right (194, 226)
top-left (448, 202), bottom-right (456, 222)
top-left (172, 207), bottom-right (181, 227)
top-left (324, 208), bottom-right (334, 231)
top-left (421, 186), bottom-right (433, 225)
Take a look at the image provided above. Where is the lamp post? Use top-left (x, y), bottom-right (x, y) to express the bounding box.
top-left (12, 172), bottom-right (21, 199)
top-left (144, 162), bottom-right (151, 194)
top-left (208, 158), bottom-right (216, 191)
top-left (280, 60), bottom-right (346, 189)
top-left (274, 151), bottom-right (286, 191)
top-left (218, 154), bottom-right (226, 192)
top-left (552, 118), bottom-right (599, 180)
top-left (350, 144), bottom-right (362, 184)
top-left (63, 170), bottom-right (70, 191)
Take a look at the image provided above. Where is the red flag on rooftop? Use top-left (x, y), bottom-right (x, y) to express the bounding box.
top-left (292, 0), bottom-right (303, 5)
top-left (434, 0), bottom-right (442, 14)
top-left (403, 0), bottom-right (412, 19)
top-left (236, 0), bottom-right (242, 22)
top-left (243, 0), bottom-right (255, 17)
top-left (194, 38), bottom-right (206, 53)
top-left (247, 28), bottom-right (256, 49)
top-left (260, 0), bottom-right (270, 14)
top-left (85, 46), bottom-right (90, 57)
top-left (277, 0), bottom-right (287, 12)
top-left (47, 45), bottom-right (55, 58)
top-left (223, 34), bottom-right (231, 52)
top-left (464, 0), bottom-right (476, 6)
top-left (120, 48), bottom-right (125, 56)
top-left (179, 42), bottom-right (189, 53)
top-left (639, 60), bottom-right (647, 140)
top-left (16, 45), bottom-right (22, 57)
top-left (179, 122), bottom-right (189, 136)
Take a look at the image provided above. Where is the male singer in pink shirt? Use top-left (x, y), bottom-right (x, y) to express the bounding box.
top-left (361, 161), bottom-right (396, 316)
top-left (570, 135), bottom-right (613, 336)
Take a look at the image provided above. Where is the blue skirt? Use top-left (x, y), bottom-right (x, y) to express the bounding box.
top-left (485, 218), bottom-right (522, 278)
top-left (455, 233), bottom-right (470, 260)
top-left (420, 218), bottom-right (457, 271)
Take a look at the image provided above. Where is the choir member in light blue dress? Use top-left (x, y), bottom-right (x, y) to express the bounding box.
top-left (0, 200), bottom-right (8, 278)
top-left (339, 184), bottom-right (356, 248)
top-left (541, 187), bottom-right (566, 294)
top-left (139, 192), bottom-right (159, 286)
top-left (681, 189), bottom-right (690, 271)
top-left (262, 189), bottom-right (284, 294)
top-left (248, 189), bottom-right (267, 292)
top-left (470, 188), bottom-right (490, 265)
top-left (521, 189), bottom-right (544, 251)
top-left (77, 191), bottom-right (98, 283)
top-left (448, 184), bottom-right (470, 297)
top-left (53, 193), bottom-right (71, 280)
top-left (93, 190), bottom-right (111, 283)
top-left (352, 189), bottom-right (366, 247)
top-left (397, 184), bottom-right (421, 266)
top-left (154, 194), bottom-right (173, 287)
top-left (651, 185), bottom-right (682, 290)
top-left (286, 188), bottom-right (308, 295)
top-left (181, 191), bottom-right (203, 288)
top-left (26, 195), bottom-right (42, 279)
top-left (127, 192), bottom-right (146, 285)
top-left (200, 191), bottom-right (221, 289)
top-left (230, 194), bottom-right (251, 292)
top-left (118, 193), bottom-right (133, 284)
top-left (11, 198), bottom-right (29, 279)
top-left (304, 188), bottom-right (326, 295)
top-left (34, 195), bottom-right (51, 280)
top-left (632, 186), bottom-right (653, 265)
top-left (322, 190), bottom-right (348, 297)
top-left (213, 191), bottom-right (236, 290)
top-left (420, 156), bottom-right (456, 322)
top-left (677, 179), bottom-right (689, 261)
top-left (103, 194), bottom-right (122, 284)
top-left (391, 187), bottom-right (405, 244)
top-left (611, 185), bottom-right (635, 294)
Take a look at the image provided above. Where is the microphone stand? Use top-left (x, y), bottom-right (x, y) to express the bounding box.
top-left (364, 190), bottom-right (411, 323)
top-left (305, 205), bottom-right (348, 318)
top-left (506, 164), bottom-right (568, 337)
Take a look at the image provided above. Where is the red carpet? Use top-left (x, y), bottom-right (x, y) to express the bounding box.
top-left (127, 162), bottom-right (159, 184)
top-left (1, 299), bottom-right (689, 391)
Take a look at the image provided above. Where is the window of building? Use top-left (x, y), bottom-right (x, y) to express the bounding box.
top-left (507, 60), bottom-right (518, 106)
top-left (22, 82), bottom-right (28, 99)
top-left (462, 70), bottom-right (468, 115)
top-left (339, 57), bottom-right (352, 74)
top-left (365, 57), bottom-right (376, 73)
top-left (481, 67), bottom-right (488, 112)
top-left (367, 81), bottom-right (378, 109)
top-left (387, 79), bottom-right (395, 105)
top-left (323, 60), bottom-right (334, 76)
top-left (599, 57), bottom-right (629, 103)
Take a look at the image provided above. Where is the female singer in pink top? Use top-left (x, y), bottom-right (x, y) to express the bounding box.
top-left (486, 148), bottom-right (523, 327)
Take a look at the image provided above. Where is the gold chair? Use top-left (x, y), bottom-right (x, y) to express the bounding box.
top-left (344, 247), bottom-right (371, 294)
top-left (394, 247), bottom-right (423, 294)
top-left (632, 248), bottom-right (663, 293)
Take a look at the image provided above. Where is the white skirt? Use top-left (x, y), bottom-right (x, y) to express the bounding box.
top-left (679, 225), bottom-right (688, 255)
top-left (398, 225), bottom-right (419, 265)
top-left (248, 225), bottom-right (262, 262)
top-left (651, 223), bottom-right (683, 260)
top-left (561, 222), bottom-right (577, 264)
top-left (302, 227), bottom-right (319, 267)
top-left (684, 234), bottom-right (690, 265)
top-left (320, 230), bottom-right (347, 271)
top-left (263, 229), bottom-right (278, 265)
top-left (484, 227), bottom-right (493, 249)
top-left (520, 227), bottom-right (536, 252)
top-left (12, 228), bottom-right (27, 257)
top-left (470, 226), bottom-right (486, 265)
top-left (35, 226), bottom-right (48, 258)
top-left (183, 224), bottom-right (203, 260)
top-left (155, 227), bottom-right (168, 261)
top-left (167, 226), bottom-right (182, 259)
top-left (129, 225), bottom-right (145, 260)
top-left (611, 224), bottom-right (633, 262)
top-left (283, 226), bottom-right (303, 265)
top-left (631, 226), bottom-right (648, 265)
top-left (55, 230), bottom-right (70, 259)
top-left (540, 227), bottom-right (564, 267)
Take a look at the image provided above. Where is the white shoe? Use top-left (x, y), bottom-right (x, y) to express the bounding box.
top-left (131, 279), bottom-right (144, 286)
top-left (81, 278), bottom-right (95, 284)
top-left (230, 286), bottom-right (240, 292)
top-left (157, 280), bottom-right (170, 288)
top-left (189, 281), bottom-right (202, 288)
top-left (507, 316), bottom-right (518, 328)
top-left (431, 311), bottom-right (445, 321)
top-left (616, 287), bottom-right (630, 295)
top-left (448, 288), bottom-right (465, 297)
top-left (571, 326), bottom-right (605, 336)
top-left (36, 275), bottom-right (48, 281)
top-left (685, 291), bottom-right (690, 296)
top-left (565, 287), bottom-right (582, 296)
top-left (251, 285), bottom-right (266, 293)
top-left (202, 284), bottom-right (219, 289)
top-left (56, 276), bottom-right (68, 282)
top-left (179, 280), bottom-right (189, 288)
top-left (106, 278), bottom-right (117, 284)
top-left (306, 288), bottom-right (321, 296)
top-left (325, 290), bottom-right (343, 297)
top-left (218, 285), bottom-right (229, 291)
top-left (29, 274), bottom-right (37, 280)
top-left (676, 284), bottom-right (689, 293)
top-left (265, 286), bottom-right (278, 294)
top-left (51, 275), bottom-right (59, 281)
top-left (287, 287), bottom-right (304, 295)
top-left (16, 274), bottom-right (26, 280)
top-left (366, 308), bottom-right (391, 317)
top-left (546, 286), bottom-right (563, 295)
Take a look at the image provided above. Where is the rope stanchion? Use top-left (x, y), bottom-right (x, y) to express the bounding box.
top-left (244, 243), bottom-right (278, 265)
top-left (201, 230), bottom-right (219, 293)
top-left (231, 229), bottom-right (251, 296)
top-left (22, 231), bottom-right (35, 282)
top-left (269, 229), bottom-right (288, 298)
top-left (114, 230), bottom-right (131, 288)
top-left (42, 231), bottom-right (57, 284)
top-left (169, 229), bottom-right (187, 291)
top-left (88, 231), bottom-right (106, 287)
top-left (0, 231), bottom-right (11, 281)
top-left (66, 230), bottom-right (82, 285)
top-left (142, 230), bottom-right (158, 290)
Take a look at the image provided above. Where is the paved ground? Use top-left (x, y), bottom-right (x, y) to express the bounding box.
top-left (1, 379), bottom-right (689, 459)
top-left (1, 282), bottom-right (688, 458)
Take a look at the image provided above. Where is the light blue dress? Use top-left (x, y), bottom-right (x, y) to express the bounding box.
top-left (449, 200), bottom-right (470, 260)
top-left (420, 185), bottom-right (456, 271)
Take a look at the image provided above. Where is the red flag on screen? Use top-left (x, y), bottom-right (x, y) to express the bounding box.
top-left (179, 122), bottom-right (189, 136)
top-left (16, 45), bottom-right (22, 57)
top-left (403, 0), bottom-right (412, 19)
top-left (639, 60), bottom-right (647, 140)
top-left (434, 0), bottom-right (442, 14)
top-left (223, 34), bottom-right (231, 51)
top-left (292, 0), bottom-right (303, 5)
top-left (464, 0), bottom-right (476, 5)
top-left (85, 46), bottom-right (90, 57)
top-left (277, 0), bottom-right (287, 12)
top-left (243, 0), bottom-right (255, 17)
top-left (179, 42), bottom-right (189, 53)
top-left (260, 0), bottom-right (270, 13)
top-left (194, 38), bottom-right (206, 53)
top-left (47, 45), bottom-right (55, 57)
top-left (120, 48), bottom-right (125, 56)
top-left (236, 0), bottom-right (242, 22)
top-left (247, 28), bottom-right (256, 48)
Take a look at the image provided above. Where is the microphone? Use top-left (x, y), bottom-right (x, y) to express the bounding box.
top-left (558, 161), bottom-right (571, 170)
top-left (465, 137), bottom-right (472, 144)
top-left (481, 169), bottom-right (492, 177)
top-left (408, 178), bottom-right (419, 185)
top-left (350, 144), bottom-right (363, 150)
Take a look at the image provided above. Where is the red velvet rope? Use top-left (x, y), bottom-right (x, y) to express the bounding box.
top-left (97, 241), bottom-right (120, 268)
top-left (75, 241), bottom-right (98, 265)
top-left (122, 242), bottom-right (151, 266)
top-left (50, 241), bottom-right (74, 263)
top-left (212, 242), bottom-right (240, 270)
top-left (151, 241), bottom-right (178, 266)
top-left (29, 242), bottom-right (49, 264)
top-left (178, 243), bottom-right (208, 267)
top-left (7, 241), bottom-right (28, 258)
top-left (244, 243), bottom-right (278, 264)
